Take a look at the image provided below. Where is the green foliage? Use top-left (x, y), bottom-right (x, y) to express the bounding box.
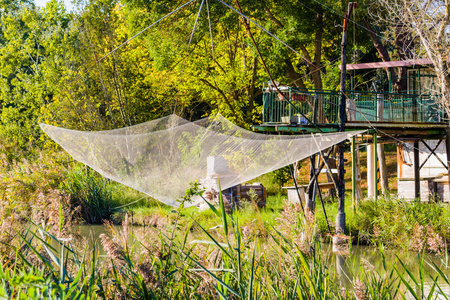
top-left (62, 166), bottom-right (113, 223)
top-left (0, 0), bottom-right (71, 147)
top-left (315, 197), bottom-right (450, 253)
top-left (0, 0), bottom-right (377, 154)
top-left (270, 166), bottom-right (291, 188)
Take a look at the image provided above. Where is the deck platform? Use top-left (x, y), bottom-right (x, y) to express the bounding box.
top-left (252, 121), bottom-right (448, 141)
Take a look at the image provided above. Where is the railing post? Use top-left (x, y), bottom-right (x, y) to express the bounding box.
top-left (413, 96), bottom-right (418, 122)
top-left (402, 96), bottom-right (405, 122)
top-left (313, 94), bottom-right (318, 124)
top-left (289, 87), bottom-right (292, 119)
top-left (373, 93), bottom-right (377, 121)
top-left (377, 93), bottom-right (384, 121)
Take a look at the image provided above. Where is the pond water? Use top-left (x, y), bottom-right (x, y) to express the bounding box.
top-left (72, 224), bottom-right (450, 298)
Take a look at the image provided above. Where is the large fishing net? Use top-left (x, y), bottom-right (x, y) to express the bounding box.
top-left (40, 115), bottom-right (364, 207)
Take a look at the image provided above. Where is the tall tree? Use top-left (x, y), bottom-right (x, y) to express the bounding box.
top-left (370, 0), bottom-right (450, 112)
top-left (0, 0), bottom-right (70, 147)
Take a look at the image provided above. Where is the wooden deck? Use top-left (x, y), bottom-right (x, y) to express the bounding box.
top-left (252, 121), bottom-right (448, 141)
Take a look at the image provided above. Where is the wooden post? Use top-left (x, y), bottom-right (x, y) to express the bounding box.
top-left (446, 128), bottom-right (450, 196)
top-left (377, 144), bottom-right (389, 195)
top-left (414, 140), bottom-right (420, 200)
top-left (352, 136), bottom-right (363, 208)
top-left (374, 133), bottom-right (378, 200)
top-left (367, 144), bottom-right (375, 197)
top-left (376, 93), bottom-right (389, 195)
top-left (306, 155), bottom-right (316, 215)
top-left (352, 136), bottom-right (356, 208)
top-left (336, 2), bottom-right (357, 235)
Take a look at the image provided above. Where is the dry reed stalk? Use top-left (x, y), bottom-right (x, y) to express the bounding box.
top-left (410, 224), bottom-right (425, 252)
top-left (354, 278), bottom-right (368, 300)
top-left (99, 233), bottom-right (125, 264)
top-left (426, 225), bottom-right (445, 254)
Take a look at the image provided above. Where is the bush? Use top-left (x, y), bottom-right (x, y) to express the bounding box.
top-left (352, 198), bottom-right (450, 252)
top-left (62, 166), bottom-right (113, 223)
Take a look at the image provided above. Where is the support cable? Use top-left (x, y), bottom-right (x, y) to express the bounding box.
top-left (99, 0), bottom-right (195, 62)
top-left (230, 0), bottom-right (322, 132)
top-left (218, 0), bottom-right (313, 65)
top-left (310, 0), bottom-right (395, 46)
top-left (174, 0), bottom-right (206, 113)
top-left (206, 0), bottom-right (215, 61)
top-left (288, 164), bottom-right (307, 219)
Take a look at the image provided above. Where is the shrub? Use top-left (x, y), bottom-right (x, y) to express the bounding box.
top-left (62, 166), bottom-right (112, 223)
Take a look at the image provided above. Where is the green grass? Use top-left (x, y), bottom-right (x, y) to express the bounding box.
top-left (108, 183), bottom-right (450, 256)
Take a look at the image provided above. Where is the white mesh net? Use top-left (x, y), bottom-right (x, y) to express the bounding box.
top-left (40, 114), bottom-right (364, 207)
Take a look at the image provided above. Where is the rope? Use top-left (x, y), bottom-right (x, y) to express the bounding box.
top-left (111, 196), bottom-right (149, 210)
top-left (218, 0), bottom-right (313, 65)
top-left (174, 0), bottom-right (205, 114)
top-left (206, 0), bottom-right (215, 61)
top-left (188, 0), bottom-right (205, 47)
top-left (230, 0), bottom-right (322, 132)
top-left (99, 0), bottom-right (195, 62)
top-left (310, 0), bottom-right (395, 47)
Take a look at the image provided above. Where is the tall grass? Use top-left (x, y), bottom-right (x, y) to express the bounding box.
top-left (62, 166), bottom-right (114, 224)
top-left (315, 197), bottom-right (450, 253)
top-left (1, 188), bottom-right (450, 299)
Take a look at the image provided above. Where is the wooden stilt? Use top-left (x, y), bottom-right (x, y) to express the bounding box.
top-left (374, 133), bottom-right (378, 200)
top-left (306, 155), bottom-right (316, 215)
top-left (445, 128), bottom-right (450, 196)
top-left (414, 140), bottom-right (420, 200)
top-left (354, 141), bottom-right (363, 202)
top-left (367, 144), bottom-right (375, 197)
top-left (352, 136), bottom-right (356, 209)
top-left (377, 142), bottom-right (388, 195)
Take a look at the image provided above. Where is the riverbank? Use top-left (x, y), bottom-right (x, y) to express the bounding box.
top-left (2, 148), bottom-right (450, 298)
top-left (1, 198), bottom-right (449, 299)
top-left (1, 148), bottom-right (449, 254)
top-left (119, 193), bottom-right (450, 254)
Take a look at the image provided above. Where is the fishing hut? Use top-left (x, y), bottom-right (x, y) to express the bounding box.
top-left (253, 59), bottom-right (450, 208)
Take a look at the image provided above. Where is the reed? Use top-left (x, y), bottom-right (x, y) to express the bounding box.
top-left (62, 166), bottom-right (114, 224)
top-left (0, 188), bottom-right (449, 299)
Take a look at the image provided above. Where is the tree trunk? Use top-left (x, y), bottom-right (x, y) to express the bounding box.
top-left (363, 19), bottom-right (395, 82)
top-left (394, 22), bottom-right (415, 92)
top-left (285, 59), bottom-right (307, 89)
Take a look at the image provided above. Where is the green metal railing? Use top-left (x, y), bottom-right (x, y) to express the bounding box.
top-left (262, 87), bottom-right (444, 125)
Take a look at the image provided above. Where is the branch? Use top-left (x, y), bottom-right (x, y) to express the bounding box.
top-left (199, 78), bottom-right (239, 121)
top-left (262, 3), bottom-right (284, 28)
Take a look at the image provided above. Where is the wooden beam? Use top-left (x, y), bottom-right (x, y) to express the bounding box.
top-left (343, 58), bottom-right (435, 70)
top-left (419, 140), bottom-right (446, 170)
